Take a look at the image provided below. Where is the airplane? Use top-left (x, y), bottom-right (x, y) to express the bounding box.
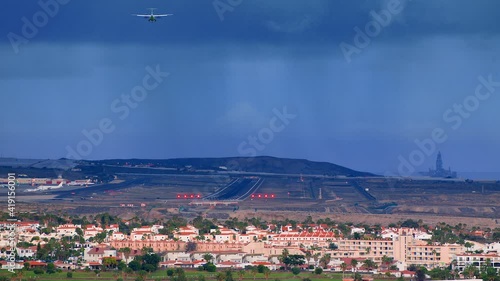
top-left (68, 179), bottom-right (94, 186)
top-left (132, 8), bottom-right (173, 22)
top-left (35, 181), bottom-right (64, 191)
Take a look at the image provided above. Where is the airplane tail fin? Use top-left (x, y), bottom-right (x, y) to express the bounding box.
top-left (58, 182), bottom-right (64, 187)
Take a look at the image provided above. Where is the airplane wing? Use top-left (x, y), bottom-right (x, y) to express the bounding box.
top-left (132, 14), bottom-right (151, 18)
top-left (155, 14), bottom-right (173, 18)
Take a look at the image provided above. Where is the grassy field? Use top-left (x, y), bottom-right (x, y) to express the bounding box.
top-left (0, 269), bottom-right (398, 281)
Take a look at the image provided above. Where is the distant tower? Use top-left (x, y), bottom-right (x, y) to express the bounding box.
top-left (319, 188), bottom-right (322, 200)
top-left (436, 151), bottom-right (443, 171)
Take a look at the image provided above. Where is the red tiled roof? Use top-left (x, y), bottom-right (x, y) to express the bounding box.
top-left (28, 261), bottom-right (47, 266)
top-left (218, 261), bottom-right (240, 265)
top-left (252, 262), bottom-right (272, 265)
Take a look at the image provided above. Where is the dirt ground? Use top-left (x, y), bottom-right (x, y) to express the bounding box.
top-left (231, 210), bottom-right (500, 228)
top-left (4, 175), bottom-right (500, 229)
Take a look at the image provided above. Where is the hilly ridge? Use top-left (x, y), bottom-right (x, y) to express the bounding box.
top-left (95, 156), bottom-right (375, 177)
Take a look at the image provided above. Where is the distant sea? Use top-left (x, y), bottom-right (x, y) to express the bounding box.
top-left (455, 172), bottom-right (500, 181)
top-left (379, 171), bottom-right (500, 181)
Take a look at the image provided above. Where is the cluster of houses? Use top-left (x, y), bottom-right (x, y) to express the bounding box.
top-left (0, 220), bottom-right (499, 274)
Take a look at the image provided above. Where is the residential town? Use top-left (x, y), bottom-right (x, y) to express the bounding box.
top-left (0, 214), bottom-right (499, 280)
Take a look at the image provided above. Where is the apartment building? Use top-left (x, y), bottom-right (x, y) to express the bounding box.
top-left (455, 253), bottom-right (500, 271)
top-left (394, 234), bottom-right (463, 268)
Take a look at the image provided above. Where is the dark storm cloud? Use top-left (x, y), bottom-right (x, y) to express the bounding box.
top-left (2, 0), bottom-right (500, 176)
top-left (2, 0), bottom-right (500, 47)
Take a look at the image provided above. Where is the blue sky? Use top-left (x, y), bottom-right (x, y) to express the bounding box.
top-left (1, 0), bottom-right (500, 176)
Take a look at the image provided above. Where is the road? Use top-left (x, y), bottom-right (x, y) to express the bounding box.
top-left (204, 178), bottom-right (263, 200)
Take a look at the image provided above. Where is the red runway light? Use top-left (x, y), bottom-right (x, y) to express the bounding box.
top-left (177, 195), bottom-right (180, 198)
top-left (271, 194), bottom-right (275, 198)
top-left (184, 195), bottom-right (187, 198)
top-left (251, 194), bottom-right (255, 198)
top-left (258, 194), bottom-right (261, 198)
top-left (190, 194), bottom-right (194, 198)
top-left (197, 194), bottom-right (201, 198)
top-left (264, 194), bottom-right (268, 198)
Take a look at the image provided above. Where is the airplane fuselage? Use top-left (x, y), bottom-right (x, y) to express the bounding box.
top-left (148, 16), bottom-right (157, 22)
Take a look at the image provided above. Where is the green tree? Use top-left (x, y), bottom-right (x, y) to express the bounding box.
top-left (128, 260), bottom-right (141, 271)
top-left (328, 243), bottom-right (338, 250)
top-left (291, 267), bottom-right (301, 277)
top-left (173, 268), bottom-right (187, 281)
top-left (416, 268), bottom-right (427, 281)
top-left (103, 257), bottom-right (118, 270)
top-left (117, 261), bottom-right (127, 271)
top-left (186, 241), bottom-right (197, 252)
top-left (225, 269), bottom-right (234, 281)
top-left (206, 263), bottom-right (217, 272)
top-left (480, 266), bottom-right (499, 281)
top-left (46, 263), bottom-right (56, 274)
top-left (314, 267), bottom-right (323, 275)
top-left (142, 252), bottom-right (161, 271)
top-left (283, 255), bottom-right (305, 269)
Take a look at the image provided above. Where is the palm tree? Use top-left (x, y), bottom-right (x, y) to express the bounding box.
top-left (251, 266), bottom-right (258, 280)
top-left (340, 262), bottom-right (348, 279)
top-left (216, 272), bottom-right (225, 281)
top-left (304, 251), bottom-right (312, 265)
top-left (319, 253), bottom-right (331, 269)
top-left (279, 248), bottom-right (290, 269)
top-left (237, 269), bottom-right (245, 281)
top-left (313, 253), bottom-right (320, 267)
top-left (431, 249), bottom-right (438, 267)
top-left (13, 270), bottom-right (24, 281)
top-left (362, 259), bottom-right (376, 271)
top-left (351, 259), bottom-right (358, 272)
top-left (203, 253), bottom-right (214, 263)
top-left (464, 264), bottom-right (477, 278)
top-left (137, 270), bottom-right (147, 280)
top-left (263, 267), bottom-right (271, 280)
top-left (464, 242), bottom-right (474, 252)
top-left (120, 247), bottom-right (131, 261)
top-left (123, 267), bottom-right (133, 280)
top-left (381, 255), bottom-right (393, 268)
